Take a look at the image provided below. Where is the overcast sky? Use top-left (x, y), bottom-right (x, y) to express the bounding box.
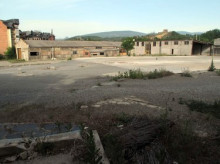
top-left (1, 0), bottom-right (219, 38)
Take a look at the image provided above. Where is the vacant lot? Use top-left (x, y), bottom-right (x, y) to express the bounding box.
top-left (0, 56), bottom-right (220, 163)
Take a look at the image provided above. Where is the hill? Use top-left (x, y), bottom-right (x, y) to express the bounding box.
top-left (68, 31), bottom-right (147, 41)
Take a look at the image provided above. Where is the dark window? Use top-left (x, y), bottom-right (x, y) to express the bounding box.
top-left (142, 42), bottom-right (144, 46)
top-left (184, 41), bottom-right (189, 45)
top-left (85, 52), bottom-right (89, 55)
top-left (174, 41), bottom-right (178, 45)
top-left (93, 54), bottom-right (97, 56)
top-left (96, 47), bottom-right (102, 49)
top-left (137, 42), bottom-right (139, 46)
top-left (165, 41), bottom-right (169, 45)
top-left (73, 51), bottom-right (77, 54)
top-left (30, 52), bottom-right (39, 56)
top-left (100, 52), bottom-right (104, 55)
top-left (153, 42), bottom-right (156, 46)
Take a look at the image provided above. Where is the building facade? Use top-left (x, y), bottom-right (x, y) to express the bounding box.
top-left (16, 40), bottom-right (122, 61)
top-left (0, 19), bottom-right (19, 55)
top-left (214, 38), bottom-right (220, 55)
top-left (132, 40), bottom-right (212, 56)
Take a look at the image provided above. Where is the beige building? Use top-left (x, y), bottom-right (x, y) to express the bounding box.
top-left (132, 40), bottom-right (212, 56)
top-left (214, 38), bottom-right (220, 55)
top-left (15, 40), bottom-right (121, 61)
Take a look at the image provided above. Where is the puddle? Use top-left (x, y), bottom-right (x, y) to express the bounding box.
top-left (0, 123), bottom-right (79, 140)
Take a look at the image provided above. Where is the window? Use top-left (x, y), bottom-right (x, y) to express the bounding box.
top-left (142, 42), bottom-right (144, 46)
top-left (85, 52), bottom-right (89, 55)
top-left (30, 52), bottom-right (39, 56)
top-left (73, 51), bottom-right (77, 54)
top-left (153, 42), bottom-right (156, 46)
top-left (136, 42), bottom-right (139, 46)
top-left (96, 47), bottom-right (102, 49)
top-left (100, 52), bottom-right (104, 55)
top-left (165, 41), bottom-right (169, 45)
top-left (174, 41), bottom-right (178, 45)
top-left (184, 41), bottom-right (189, 45)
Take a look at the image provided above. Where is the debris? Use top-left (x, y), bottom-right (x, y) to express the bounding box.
top-left (80, 105), bottom-right (88, 110)
top-left (91, 104), bottom-right (101, 108)
top-left (19, 151), bottom-right (28, 160)
top-left (4, 156), bottom-right (17, 162)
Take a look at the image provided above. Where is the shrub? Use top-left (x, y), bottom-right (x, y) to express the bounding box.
top-left (5, 47), bottom-right (16, 59)
top-left (67, 57), bottom-right (72, 60)
top-left (180, 99), bottom-right (220, 119)
top-left (208, 58), bottom-right (216, 71)
top-left (0, 54), bottom-right (5, 60)
top-left (112, 69), bottom-right (146, 81)
top-left (181, 70), bottom-right (192, 77)
top-left (112, 69), bottom-right (174, 81)
top-left (146, 69), bottom-right (174, 79)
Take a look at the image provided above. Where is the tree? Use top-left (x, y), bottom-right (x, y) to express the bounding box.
top-left (121, 38), bottom-right (135, 56)
top-left (5, 46), bottom-right (16, 59)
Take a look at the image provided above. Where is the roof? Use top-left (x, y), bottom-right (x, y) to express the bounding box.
top-left (24, 40), bottom-right (122, 48)
top-left (88, 49), bottom-right (119, 53)
top-left (1, 19), bottom-right (19, 29)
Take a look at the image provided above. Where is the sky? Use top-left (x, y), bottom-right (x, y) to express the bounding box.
top-left (0, 0), bottom-right (219, 38)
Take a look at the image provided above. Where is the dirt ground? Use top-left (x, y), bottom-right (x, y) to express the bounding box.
top-left (0, 56), bottom-right (220, 163)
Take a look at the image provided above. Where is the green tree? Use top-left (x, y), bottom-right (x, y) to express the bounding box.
top-left (5, 47), bottom-right (16, 59)
top-left (121, 38), bottom-right (135, 56)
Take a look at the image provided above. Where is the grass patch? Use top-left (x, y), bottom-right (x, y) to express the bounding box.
top-left (8, 59), bottom-right (25, 63)
top-left (180, 99), bottom-right (220, 119)
top-left (112, 69), bottom-right (173, 81)
top-left (181, 70), bottom-right (192, 77)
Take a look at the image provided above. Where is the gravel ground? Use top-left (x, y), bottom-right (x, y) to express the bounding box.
top-left (0, 56), bottom-right (219, 136)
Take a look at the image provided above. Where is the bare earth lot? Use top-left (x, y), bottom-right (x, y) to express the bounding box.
top-left (0, 56), bottom-right (220, 163)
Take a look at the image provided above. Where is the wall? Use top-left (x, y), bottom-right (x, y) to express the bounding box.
top-left (15, 39), bottom-right (29, 61)
top-left (0, 21), bottom-right (9, 55)
top-left (151, 40), bottom-right (193, 55)
top-left (151, 41), bottom-right (161, 54)
top-left (132, 42), bottom-right (146, 55)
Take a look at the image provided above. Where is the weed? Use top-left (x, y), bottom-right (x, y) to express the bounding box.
top-left (67, 57), bottom-right (72, 60)
top-left (0, 54), bottom-right (5, 60)
top-left (146, 69), bottom-right (174, 79)
top-left (185, 100), bottom-right (220, 119)
top-left (97, 82), bottom-right (102, 86)
top-left (116, 112), bottom-right (133, 124)
top-left (65, 122), bottom-right (73, 132)
top-left (83, 130), bottom-right (102, 164)
top-left (102, 134), bottom-right (125, 163)
top-left (112, 69), bottom-right (145, 81)
top-left (34, 141), bottom-right (54, 155)
top-left (181, 69), bottom-right (192, 77)
top-left (216, 69), bottom-right (220, 76)
top-left (55, 121), bottom-right (62, 132)
top-left (208, 58), bottom-right (216, 71)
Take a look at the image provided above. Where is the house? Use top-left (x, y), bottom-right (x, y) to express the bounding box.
top-left (214, 38), bottom-right (220, 55)
top-left (20, 30), bottom-right (55, 40)
top-left (0, 19), bottom-right (19, 55)
top-left (15, 39), bottom-right (122, 61)
top-left (132, 40), bottom-right (212, 56)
